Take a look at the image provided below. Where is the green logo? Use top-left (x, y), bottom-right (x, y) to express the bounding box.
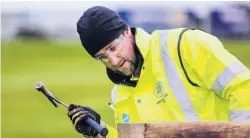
top-left (153, 81), bottom-right (165, 98)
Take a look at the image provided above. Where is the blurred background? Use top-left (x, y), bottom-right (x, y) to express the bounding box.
top-left (1, 1), bottom-right (250, 138)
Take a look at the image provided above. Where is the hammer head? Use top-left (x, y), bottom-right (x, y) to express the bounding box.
top-left (35, 81), bottom-right (45, 92)
top-left (35, 81), bottom-right (59, 107)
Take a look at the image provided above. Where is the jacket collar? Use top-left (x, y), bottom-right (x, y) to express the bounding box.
top-left (134, 28), bottom-right (151, 59)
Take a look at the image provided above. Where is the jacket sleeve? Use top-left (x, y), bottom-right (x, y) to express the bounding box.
top-left (181, 29), bottom-right (250, 121)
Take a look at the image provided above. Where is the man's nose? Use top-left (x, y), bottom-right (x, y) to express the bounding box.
top-left (108, 54), bottom-right (119, 65)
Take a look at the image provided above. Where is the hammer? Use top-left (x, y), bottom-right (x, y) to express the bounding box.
top-left (35, 81), bottom-right (108, 137)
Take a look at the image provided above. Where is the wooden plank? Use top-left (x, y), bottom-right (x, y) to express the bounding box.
top-left (118, 122), bottom-right (250, 138)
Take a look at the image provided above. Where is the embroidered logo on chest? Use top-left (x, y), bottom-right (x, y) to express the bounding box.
top-left (154, 80), bottom-right (168, 104)
top-left (154, 81), bottom-right (165, 98)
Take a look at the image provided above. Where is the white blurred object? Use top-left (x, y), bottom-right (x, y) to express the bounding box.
top-left (1, 1), bottom-right (249, 41)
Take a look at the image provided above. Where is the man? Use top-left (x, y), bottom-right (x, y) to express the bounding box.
top-left (67, 6), bottom-right (250, 138)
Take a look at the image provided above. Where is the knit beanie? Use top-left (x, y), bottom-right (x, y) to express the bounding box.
top-left (77, 6), bottom-right (128, 57)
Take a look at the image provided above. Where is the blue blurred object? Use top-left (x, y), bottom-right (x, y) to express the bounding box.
top-left (187, 9), bottom-right (201, 28)
top-left (117, 9), bottom-right (132, 25)
top-left (210, 9), bottom-right (232, 37)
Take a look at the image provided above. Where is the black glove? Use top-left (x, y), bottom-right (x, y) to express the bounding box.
top-left (68, 104), bottom-right (101, 137)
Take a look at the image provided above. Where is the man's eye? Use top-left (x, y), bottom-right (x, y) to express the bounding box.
top-left (110, 46), bottom-right (116, 51)
top-left (100, 56), bottom-right (107, 60)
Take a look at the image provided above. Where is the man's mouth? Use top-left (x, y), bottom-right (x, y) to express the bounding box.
top-left (119, 60), bottom-right (125, 67)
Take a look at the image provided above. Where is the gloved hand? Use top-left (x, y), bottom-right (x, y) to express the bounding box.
top-left (68, 104), bottom-right (101, 137)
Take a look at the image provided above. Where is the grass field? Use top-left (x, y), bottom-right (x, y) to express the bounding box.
top-left (1, 39), bottom-right (250, 138)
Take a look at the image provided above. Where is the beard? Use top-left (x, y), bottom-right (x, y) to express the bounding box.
top-left (115, 58), bottom-right (136, 76)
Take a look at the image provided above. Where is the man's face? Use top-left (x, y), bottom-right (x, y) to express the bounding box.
top-left (94, 28), bottom-right (136, 76)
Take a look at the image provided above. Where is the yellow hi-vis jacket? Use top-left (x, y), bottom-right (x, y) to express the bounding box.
top-left (104, 28), bottom-right (250, 138)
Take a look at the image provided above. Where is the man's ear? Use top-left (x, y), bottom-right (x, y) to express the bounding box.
top-left (124, 27), bottom-right (132, 37)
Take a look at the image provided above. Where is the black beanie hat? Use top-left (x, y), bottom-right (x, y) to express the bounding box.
top-left (77, 6), bottom-right (128, 57)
